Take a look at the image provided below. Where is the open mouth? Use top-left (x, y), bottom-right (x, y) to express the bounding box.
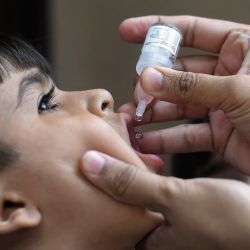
top-left (123, 114), bottom-right (141, 151)
top-left (121, 113), bottom-right (165, 174)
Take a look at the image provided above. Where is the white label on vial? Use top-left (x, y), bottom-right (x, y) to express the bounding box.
top-left (143, 25), bottom-right (181, 55)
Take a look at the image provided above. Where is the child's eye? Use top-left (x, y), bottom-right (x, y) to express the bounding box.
top-left (39, 101), bottom-right (49, 111)
top-left (38, 85), bottom-right (58, 113)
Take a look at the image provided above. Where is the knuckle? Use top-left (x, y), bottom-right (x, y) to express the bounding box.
top-left (227, 29), bottom-right (250, 44)
top-left (176, 104), bottom-right (186, 120)
top-left (158, 130), bottom-right (166, 154)
top-left (159, 177), bottom-right (185, 207)
top-left (111, 165), bottom-right (137, 198)
top-left (222, 75), bottom-right (250, 113)
top-left (183, 124), bottom-right (196, 151)
top-left (222, 75), bottom-right (238, 94)
top-left (174, 71), bottom-right (198, 102)
top-left (223, 75), bottom-right (244, 100)
top-left (225, 29), bottom-right (250, 73)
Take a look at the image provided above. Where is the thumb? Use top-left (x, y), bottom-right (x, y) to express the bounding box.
top-left (81, 150), bottom-right (178, 212)
top-left (140, 67), bottom-right (247, 112)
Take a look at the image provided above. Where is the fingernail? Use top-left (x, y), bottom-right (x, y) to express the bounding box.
top-left (83, 151), bottom-right (105, 175)
top-left (142, 68), bottom-right (163, 92)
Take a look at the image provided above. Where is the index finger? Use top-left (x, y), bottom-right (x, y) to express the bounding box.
top-left (118, 101), bottom-right (208, 126)
top-left (119, 15), bottom-right (249, 53)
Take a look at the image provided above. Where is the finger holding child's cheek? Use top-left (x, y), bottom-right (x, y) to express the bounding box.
top-left (81, 150), bottom-right (170, 210)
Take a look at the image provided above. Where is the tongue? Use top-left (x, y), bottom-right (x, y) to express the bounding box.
top-left (136, 151), bottom-right (165, 174)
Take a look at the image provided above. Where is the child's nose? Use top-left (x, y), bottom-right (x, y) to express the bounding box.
top-left (87, 89), bottom-right (114, 117)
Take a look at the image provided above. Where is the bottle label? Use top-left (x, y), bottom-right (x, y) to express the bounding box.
top-left (143, 24), bottom-right (182, 55)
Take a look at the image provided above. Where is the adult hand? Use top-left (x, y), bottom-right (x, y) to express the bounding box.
top-left (121, 67), bottom-right (250, 175)
top-left (119, 15), bottom-right (250, 76)
top-left (118, 16), bottom-right (250, 174)
top-left (81, 151), bottom-right (250, 250)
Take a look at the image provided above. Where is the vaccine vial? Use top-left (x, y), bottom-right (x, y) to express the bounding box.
top-left (136, 23), bottom-right (182, 74)
top-left (135, 23), bottom-right (182, 122)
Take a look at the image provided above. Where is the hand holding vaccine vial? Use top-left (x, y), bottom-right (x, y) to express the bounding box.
top-left (135, 23), bottom-right (182, 122)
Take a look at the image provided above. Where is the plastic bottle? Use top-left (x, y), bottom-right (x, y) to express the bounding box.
top-left (135, 23), bottom-right (182, 121)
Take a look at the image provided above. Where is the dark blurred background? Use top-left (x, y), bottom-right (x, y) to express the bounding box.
top-left (3, 0), bottom-right (250, 103)
top-left (1, 0), bottom-right (250, 178)
top-left (0, 1), bottom-right (49, 59)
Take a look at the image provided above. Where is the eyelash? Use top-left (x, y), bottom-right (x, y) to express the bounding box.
top-left (38, 85), bottom-right (58, 114)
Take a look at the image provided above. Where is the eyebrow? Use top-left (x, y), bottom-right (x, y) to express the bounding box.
top-left (17, 72), bottom-right (47, 107)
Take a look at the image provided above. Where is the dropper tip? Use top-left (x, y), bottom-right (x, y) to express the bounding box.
top-left (135, 100), bottom-right (147, 122)
top-left (135, 114), bottom-right (143, 122)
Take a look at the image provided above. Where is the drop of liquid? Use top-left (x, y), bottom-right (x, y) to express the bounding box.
top-left (135, 131), bottom-right (143, 140)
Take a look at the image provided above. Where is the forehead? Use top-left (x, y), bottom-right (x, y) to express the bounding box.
top-left (0, 70), bottom-right (27, 108)
top-left (0, 67), bottom-right (49, 92)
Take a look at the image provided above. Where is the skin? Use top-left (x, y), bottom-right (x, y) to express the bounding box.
top-left (79, 15), bottom-right (250, 250)
top-left (0, 68), bottom-right (162, 250)
top-left (119, 15), bottom-right (250, 174)
top-left (81, 151), bottom-right (250, 250)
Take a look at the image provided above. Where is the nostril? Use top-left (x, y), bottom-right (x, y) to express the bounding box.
top-left (101, 101), bottom-right (109, 111)
top-left (3, 200), bottom-right (25, 220)
top-left (88, 89), bottom-right (114, 115)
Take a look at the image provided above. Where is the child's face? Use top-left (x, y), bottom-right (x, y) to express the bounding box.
top-left (0, 69), bottom-right (162, 249)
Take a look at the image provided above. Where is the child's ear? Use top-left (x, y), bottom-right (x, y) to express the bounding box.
top-left (0, 192), bottom-right (41, 234)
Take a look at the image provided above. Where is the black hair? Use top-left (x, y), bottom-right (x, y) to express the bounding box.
top-left (0, 35), bottom-right (52, 169)
top-left (0, 34), bottom-right (52, 83)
